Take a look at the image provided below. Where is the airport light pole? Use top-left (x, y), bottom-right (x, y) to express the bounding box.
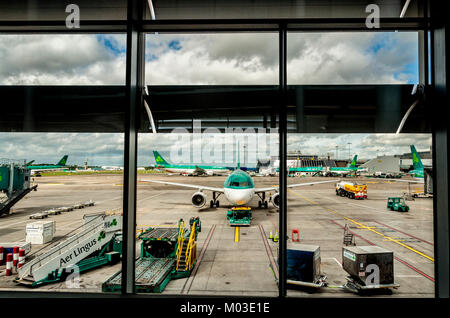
top-left (348, 142), bottom-right (351, 161)
top-left (335, 146), bottom-right (338, 160)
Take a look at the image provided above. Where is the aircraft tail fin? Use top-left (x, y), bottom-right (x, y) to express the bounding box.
top-left (153, 151), bottom-right (170, 166)
top-left (26, 160), bottom-right (35, 166)
top-left (57, 155), bottom-right (68, 166)
top-left (348, 155), bottom-right (358, 169)
top-left (410, 145), bottom-right (424, 170)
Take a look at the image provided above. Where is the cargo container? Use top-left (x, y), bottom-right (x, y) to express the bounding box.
top-left (342, 246), bottom-right (394, 285)
top-left (286, 243), bottom-right (321, 283)
top-left (26, 221), bottom-right (56, 244)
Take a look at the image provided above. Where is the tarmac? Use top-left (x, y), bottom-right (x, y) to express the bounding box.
top-left (0, 173), bottom-right (434, 297)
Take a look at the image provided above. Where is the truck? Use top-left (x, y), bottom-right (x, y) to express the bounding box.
top-left (387, 197), bottom-right (409, 212)
top-left (336, 181), bottom-right (367, 199)
top-left (226, 207), bottom-right (252, 226)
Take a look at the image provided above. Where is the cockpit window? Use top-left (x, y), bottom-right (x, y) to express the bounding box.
top-left (232, 181), bottom-right (239, 187)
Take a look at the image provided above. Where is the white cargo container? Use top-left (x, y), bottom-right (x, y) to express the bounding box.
top-left (26, 221), bottom-right (56, 244)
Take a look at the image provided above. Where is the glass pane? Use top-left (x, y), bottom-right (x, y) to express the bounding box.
top-left (286, 32), bottom-right (428, 134)
top-left (0, 0), bottom-right (127, 21)
top-left (0, 34), bottom-right (126, 85)
top-left (144, 0), bottom-right (425, 20)
top-left (286, 30), bottom-right (434, 298)
top-left (0, 32), bottom-right (125, 293)
top-left (285, 133), bottom-right (434, 298)
top-left (135, 32), bottom-right (280, 296)
top-left (0, 133), bottom-right (124, 293)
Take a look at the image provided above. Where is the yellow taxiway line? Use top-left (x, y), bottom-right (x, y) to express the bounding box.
top-left (235, 227), bottom-right (240, 242)
top-left (288, 189), bottom-right (434, 262)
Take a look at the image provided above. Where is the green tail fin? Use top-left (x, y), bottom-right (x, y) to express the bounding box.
top-left (349, 155), bottom-right (358, 168)
top-left (153, 151), bottom-right (170, 166)
top-left (57, 155), bottom-right (68, 166)
top-left (26, 160), bottom-right (35, 166)
top-left (410, 145), bottom-right (424, 170)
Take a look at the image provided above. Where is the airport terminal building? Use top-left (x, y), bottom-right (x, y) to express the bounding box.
top-left (0, 0), bottom-right (449, 309)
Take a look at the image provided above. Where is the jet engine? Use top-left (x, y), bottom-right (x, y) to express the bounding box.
top-left (191, 192), bottom-right (207, 208)
top-left (271, 192), bottom-right (280, 209)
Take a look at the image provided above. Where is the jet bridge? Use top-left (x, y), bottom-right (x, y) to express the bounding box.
top-left (15, 212), bottom-right (122, 287)
top-left (0, 160), bottom-right (37, 217)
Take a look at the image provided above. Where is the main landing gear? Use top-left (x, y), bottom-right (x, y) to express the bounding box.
top-left (257, 192), bottom-right (268, 209)
top-left (210, 192), bottom-right (222, 208)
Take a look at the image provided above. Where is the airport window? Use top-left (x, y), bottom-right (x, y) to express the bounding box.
top-left (1, 0), bottom-right (448, 306)
top-left (0, 31), bottom-right (126, 293)
top-left (285, 30), bottom-right (434, 297)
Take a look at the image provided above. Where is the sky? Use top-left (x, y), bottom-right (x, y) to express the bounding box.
top-left (0, 132), bottom-right (431, 167)
top-left (0, 31), bottom-right (425, 166)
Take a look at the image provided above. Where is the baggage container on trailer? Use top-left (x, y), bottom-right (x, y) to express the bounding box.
top-left (342, 246), bottom-right (399, 293)
top-left (286, 244), bottom-right (327, 289)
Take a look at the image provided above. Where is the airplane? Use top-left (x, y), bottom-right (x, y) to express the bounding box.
top-left (329, 155), bottom-right (367, 174)
top-left (26, 155), bottom-right (69, 176)
top-left (368, 145), bottom-right (427, 184)
top-left (408, 145), bottom-right (425, 178)
top-left (152, 150), bottom-right (230, 176)
top-left (143, 159), bottom-right (337, 209)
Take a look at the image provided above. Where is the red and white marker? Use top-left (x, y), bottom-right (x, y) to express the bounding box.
top-left (0, 246), bottom-right (3, 265)
top-left (18, 249), bottom-right (25, 269)
top-left (13, 246), bottom-right (19, 267)
top-left (6, 253), bottom-right (13, 276)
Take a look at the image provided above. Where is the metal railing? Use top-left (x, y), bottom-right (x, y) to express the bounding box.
top-left (185, 221), bottom-right (197, 271)
top-left (175, 220), bottom-right (185, 270)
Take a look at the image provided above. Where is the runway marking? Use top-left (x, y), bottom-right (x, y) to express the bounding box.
top-left (329, 219), bottom-right (435, 283)
top-left (372, 220), bottom-right (434, 246)
top-left (234, 227), bottom-right (240, 242)
top-left (288, 189), bottom-right (435, 262)
top-left (181, 224), bottom-right (216, 295)
top-left (323, 257), bottom-right (342, 268)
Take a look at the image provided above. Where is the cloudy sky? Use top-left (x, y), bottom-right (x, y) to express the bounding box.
top-left (0, 31), bottom-right (424, 166)
top-left (0, 32), bottom-right (418, 85)
top-left (0, 132), bottom-right (431, 167)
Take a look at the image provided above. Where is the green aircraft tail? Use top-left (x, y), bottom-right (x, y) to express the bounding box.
top-left (26, 160), bottom-right (35, 166)
top-left (348, 155), bottom-right (358, 169)
top-left (57, 155), bottom-right (68, 166)
top-left (410, 145), bottom-right (424, 170)
top-left (153, 151), bottom-right (170, 166)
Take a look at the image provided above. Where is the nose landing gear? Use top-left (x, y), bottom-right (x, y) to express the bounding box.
top-left (210, 192), bottom-right (221, 208)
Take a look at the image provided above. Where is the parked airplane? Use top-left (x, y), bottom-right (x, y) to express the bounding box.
top-left (329, 155), bottom-right (367, 174)
top-left (409, 145), bottom-right (425, 178)
top-left (143, 164), bottom-right (337, 209)
top-left (372, 145), bottom-right (426, 184)
top-left (152, 151), bottom-right (230, 176)
top-left (26, 155), bottom-right (69, 176)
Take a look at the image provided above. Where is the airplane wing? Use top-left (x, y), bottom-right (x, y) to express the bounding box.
top-left (141, 180), bottom-right (224, 193)
top-left (255, 180), bottom-right (339, 193)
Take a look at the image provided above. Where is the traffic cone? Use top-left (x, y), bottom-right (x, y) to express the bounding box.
top-left (269, 230), bottom-right (273, 240)
top-left (274, 231), bottom-right (279, 242)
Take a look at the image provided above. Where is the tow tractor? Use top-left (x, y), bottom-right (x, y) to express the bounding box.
top-left (226, 207), bottom-right (252, 226)
top-left (102, 217), bottom-right (201, 293)
top-left (15, 212), bottom-right (122, 287)
top-left (387, 197), bottom-right (409, 212)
